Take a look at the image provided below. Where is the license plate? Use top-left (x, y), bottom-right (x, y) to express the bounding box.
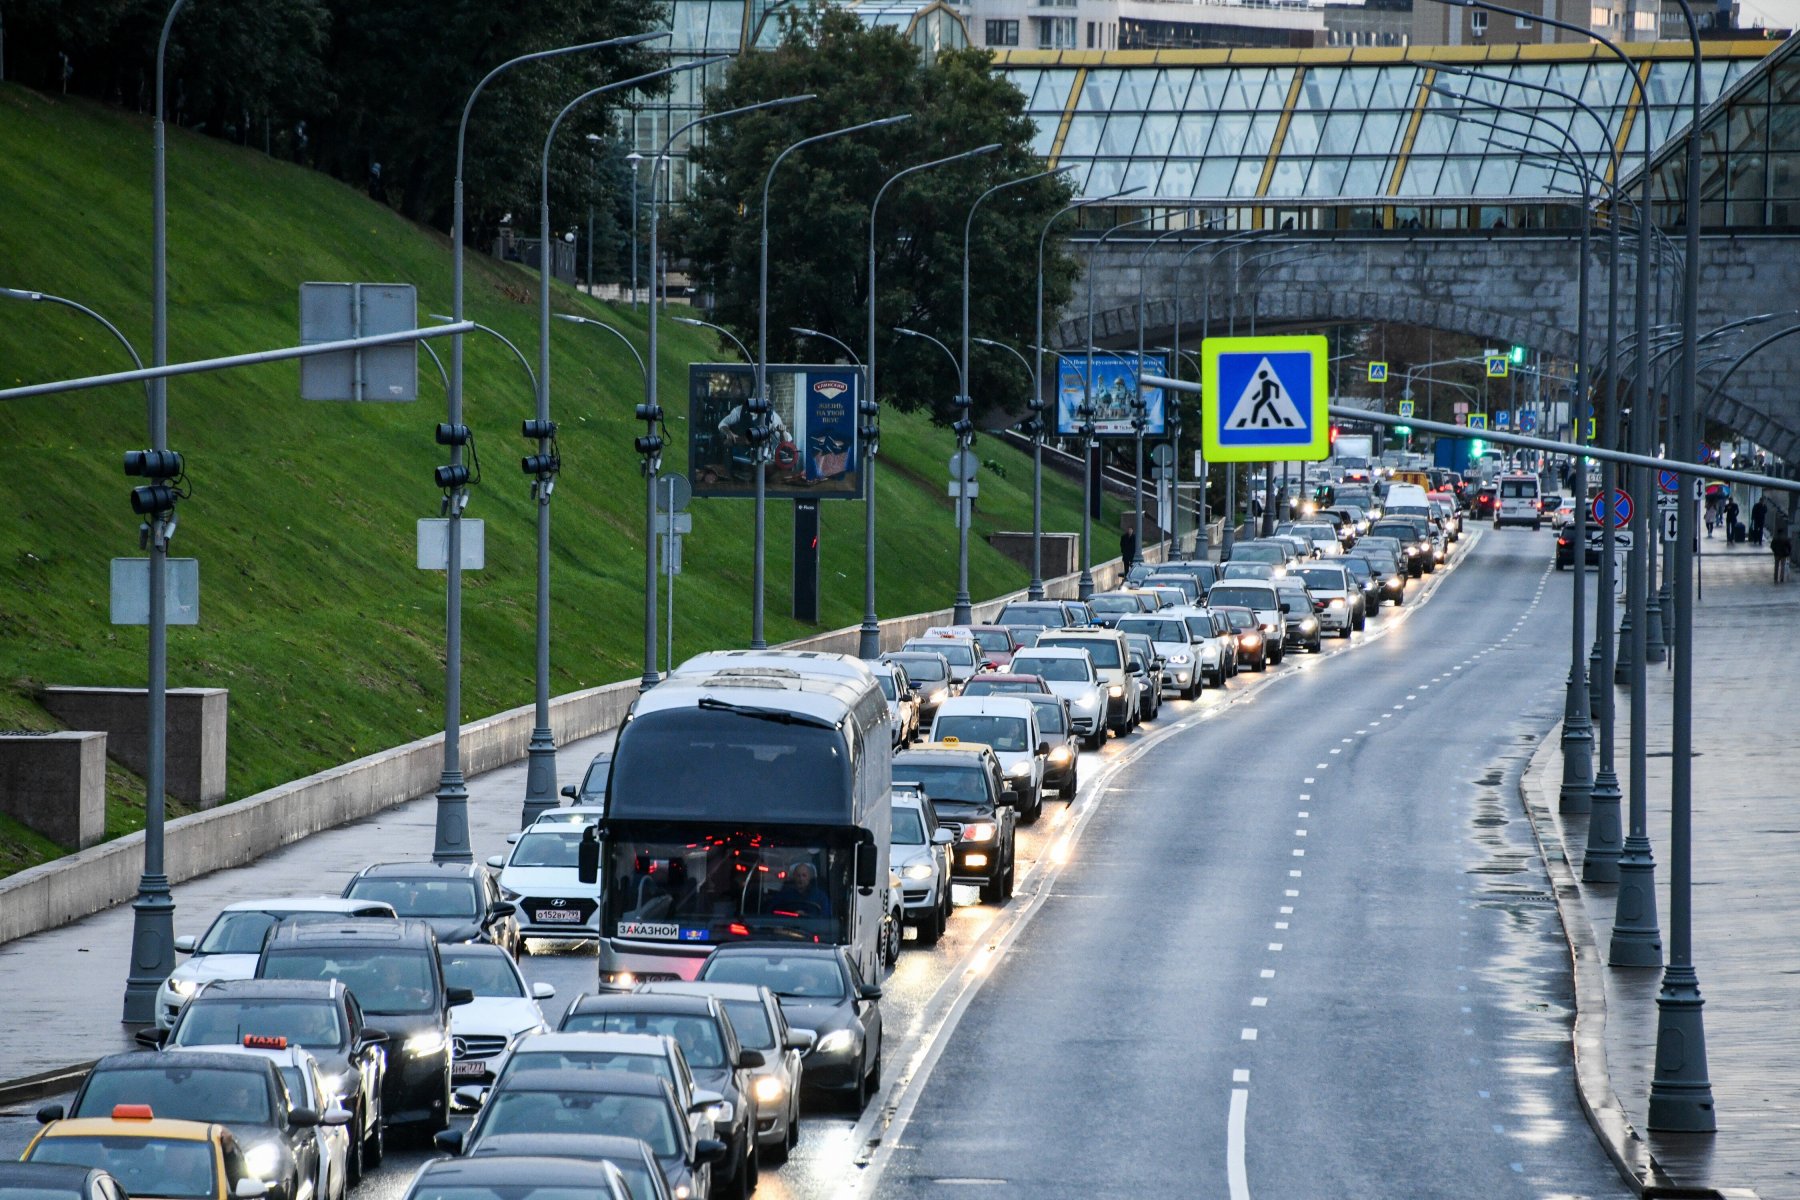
top-left (452, 1061), bottom-right (487, 1078)
top-left (535, 908), bottom-right (581, 923)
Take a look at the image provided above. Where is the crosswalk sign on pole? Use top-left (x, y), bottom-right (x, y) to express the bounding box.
top-left (1468, 413), bottom-right (1488, 430)
top-left (1397, 399), bottom-right (1415, 419)
top-left (1485, 355), bottom-right (1509, 378)
top-left (1201, 335), bottom-right (1329, 464)
top-left (1368, 361), bottom-right (1388, 383)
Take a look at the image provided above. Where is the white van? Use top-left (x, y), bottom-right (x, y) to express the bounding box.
top-left (1382, 482), bottom-right (1433, 519)
top-left (1496, 473), bottom-right (1542, 529)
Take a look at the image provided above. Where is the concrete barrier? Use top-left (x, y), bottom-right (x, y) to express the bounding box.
top-left (0, 544), bottom-right (1201, 947)
top-left (0, 731), bottom-right (106, 848)
top-left (41, 687), bottom-right (228, 808)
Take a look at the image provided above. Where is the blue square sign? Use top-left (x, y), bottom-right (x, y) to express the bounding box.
top-left (1201, 335), bottom-right (1329, 463)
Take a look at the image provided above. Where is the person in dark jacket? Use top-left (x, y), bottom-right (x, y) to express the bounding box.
top-left (1120, 527), bottom-right (1138, 568)
top-left (1751, 497), bottom-right (1769, 546)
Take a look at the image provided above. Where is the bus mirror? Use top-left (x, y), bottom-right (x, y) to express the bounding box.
top-left (856, 842), bottom-right (878, 890)
top-left (577, 826), bottom-right (601, 885)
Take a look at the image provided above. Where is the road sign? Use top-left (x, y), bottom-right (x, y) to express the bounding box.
top-left (1397, 400), bottom-right (1415, 419)
top-left (1485, 355), bottom-right (1509, 378)
top-left (1657, 468), bottom-right (1681, 494)
top-left (416, 519), bottom-right (484, 570)
top-left (1200, 335), bottom-right (1329, 463)
top-left (1585, 417), bottom-right (1597, 441)
top-left (110, 558), bottom-right (200, 625)
top-left (1495, 410), bottom-right (1512, 430)
top-left (299, 282), bottom-right (419, 402)
top-left (1467, 413), bottom-right (1488, 430)
top-left (1698, 441), bottom-right (1712, 462)
top-left (1368, 362), bottom-right (1388, 383)
top-left (657, 474), bottom-right (693, 513)
top-left (1660, 508), bottom-right (1679, 542)
top-left (949, 448), bottom-right (979, 482)
top-left (1151, 443), bottom-right (1174, 468)
top-left (1592, 488), bottom-right (1633, 529)
top-left (652, 512), bottom-right (694, 535)
top-left (1520, 411), bottom-right (1537, 432)
top-left (1453, 401), bottom-right (1469, 415)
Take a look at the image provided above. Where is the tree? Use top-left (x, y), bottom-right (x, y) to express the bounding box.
top-left (674, 6), bottom-right (1077, 426)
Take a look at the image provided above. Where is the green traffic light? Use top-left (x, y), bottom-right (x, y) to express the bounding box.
top-left (1509, 345), bottom-right (1527, 365)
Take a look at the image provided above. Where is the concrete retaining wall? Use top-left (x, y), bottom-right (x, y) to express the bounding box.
top-left (0, 544), bottom-right (1201, 947)
top-left (0, 732), bottom-right (107, 849)
top-left (41, 687), bottom-right (228, 808)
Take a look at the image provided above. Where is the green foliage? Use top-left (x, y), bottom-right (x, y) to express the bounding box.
top-left (0, 85), bottom-right (1116, 878)
top-left (674, 6), bottom-right (1078, 426)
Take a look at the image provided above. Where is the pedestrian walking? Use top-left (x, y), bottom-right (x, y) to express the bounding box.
top-left (1772, 528), bottom-right (1791, 584)
top-left (1751, 497), bottom-right (1768, 546)
top-left (1704, 496), bottom-right (1718, 539)
top-left (1724, 497), bottom-right (1741, 543)
top-left (1120, 527), bottom-right (1138, 568)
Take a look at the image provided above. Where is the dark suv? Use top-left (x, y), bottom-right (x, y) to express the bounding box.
top-left (340, 861), bottom-right (520, 957)
top-left (894, 743), bottom-right (1017, 903)
top-left (256, 919), bottom-right (471, 1131)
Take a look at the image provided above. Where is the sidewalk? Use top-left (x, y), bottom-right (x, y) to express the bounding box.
top-left (1522, 541), bottom-right (1800, 1200)
top-left (0, 724), bottom-right (617, 1089)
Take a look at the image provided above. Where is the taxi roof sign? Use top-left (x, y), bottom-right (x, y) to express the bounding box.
top-left (244, 1035), bottom-right (288, 1049)
top-left (1200, 335), bottom-right (1329, 464)
top-left (113, 1105), bottom-right (156, 1120)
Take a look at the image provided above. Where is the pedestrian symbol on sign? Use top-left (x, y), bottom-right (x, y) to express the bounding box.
top-left (1226, 359), bottom-right (1304, 430)
top-left (1485, 356), bottom-right (1509, 378)
top-left (1368, 361), bottom-right (1388, 383)
top-left (1397, 400), bottom-right (1415, 419)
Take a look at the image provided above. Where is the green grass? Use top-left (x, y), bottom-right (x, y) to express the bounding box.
top-left (0, 84), bottom-right (1119, 878)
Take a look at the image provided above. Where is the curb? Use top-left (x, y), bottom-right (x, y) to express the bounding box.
top-left (0, 1061), bottom-right (95, 1107)
top-left (1518, 726), bottom-right (1756, 1200)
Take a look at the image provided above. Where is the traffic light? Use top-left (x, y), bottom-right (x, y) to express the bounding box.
top-left (1393, 425), bottom-right (1412, 437)
top-left (1470, 438), bottom-right (1487, 455)
top-left (1509, 345), bottom-right (1527, 365)
top-left (520, 419), bottom-right (560, 481)
top-left (433, 423), bottom-right (473, 492)
top-left (123, 448), bottom-right (185, 516)
top-left (859, 397), bottom-right (880, 450)
top-left (1329, 425), bottom-right (1341, 446)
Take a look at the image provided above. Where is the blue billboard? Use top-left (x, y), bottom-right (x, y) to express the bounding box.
top-left (1055, 353), bottom-right (1168, 438)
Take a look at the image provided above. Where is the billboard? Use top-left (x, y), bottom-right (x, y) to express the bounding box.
top-left (689, 363), bottom-right (863, 500)
top-left (1055, 353), bottom-right (1168, 438)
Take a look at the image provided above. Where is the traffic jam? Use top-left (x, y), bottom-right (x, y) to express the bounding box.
top-left (11, 461), bottom-right (1507, 1200)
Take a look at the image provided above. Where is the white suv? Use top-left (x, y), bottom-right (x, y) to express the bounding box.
top-left (890, 787), bottom-right (953, 944)
top-left (1010, 648), bottom-right (1109, 748)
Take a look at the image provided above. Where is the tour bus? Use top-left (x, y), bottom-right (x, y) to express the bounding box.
top-left (580, 650), bottom-right (895, 989)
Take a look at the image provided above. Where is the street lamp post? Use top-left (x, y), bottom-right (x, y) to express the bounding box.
top-left (525, 58), bottom-right (710, 828)
top-left (956, 165), bottom-right (1073, 624)
top-left (756, 114), bottom-right (913, 647)
top-left (859, 145), bottom-right (1002, 654)
top-left (1132, 215), bottom-right (1204, 567)
top-left (626, 152), bottom-right (644, 307)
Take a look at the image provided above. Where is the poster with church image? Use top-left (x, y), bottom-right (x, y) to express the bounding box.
top-left (1055, 352), bottom-right (1167, 438)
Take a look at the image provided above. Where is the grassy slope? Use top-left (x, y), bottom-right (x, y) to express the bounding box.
top-left (0, 85), bottom-right (1117, 875)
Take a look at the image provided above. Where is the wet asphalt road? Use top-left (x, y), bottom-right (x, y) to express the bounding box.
top-left (0, 527), bottom-right (1630, 1200)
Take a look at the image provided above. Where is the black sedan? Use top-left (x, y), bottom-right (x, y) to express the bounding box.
top-left (463, 1134), bottom-right (674, 1200)
top-left (700, 945), bottom-right (883, 1114)
top-left (0, 1162), bottom-right (125, 1200)
top-left (1557, 527), bottom-right (1632, 569)
top-left (403, 1155), bottom-right (634, 1200)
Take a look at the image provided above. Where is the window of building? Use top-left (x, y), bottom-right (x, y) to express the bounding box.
top-left (1591, 5), bottom-right (1611, 25)
top-left (1034, 15), bottom-right (1076, 47)
top-left (1470, 10), bottom-right (1488, 34)
top-left (1633, 9), bottom-right (1657, 28)
top-left (985, 18), bottom-right (1019, 45)
top-left (1516, 14), bottom-right (1534, 27)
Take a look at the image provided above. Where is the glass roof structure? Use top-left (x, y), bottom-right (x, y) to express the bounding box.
top-left (995, 43), bottom-right (1774, 214)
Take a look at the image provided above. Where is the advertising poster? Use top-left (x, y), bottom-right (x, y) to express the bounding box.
top-left (1055, 352), bottom-right (1167, 438)
top-left (689, 363), bottom-right (864, 499)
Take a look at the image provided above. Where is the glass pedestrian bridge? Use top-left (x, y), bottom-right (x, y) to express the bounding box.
top-left (992, 41), bottom-right (1778, 230)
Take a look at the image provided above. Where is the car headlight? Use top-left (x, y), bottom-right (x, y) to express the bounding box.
top-left (902, 862), bottom-right (936, 881)
top-left (675, 1185), bottom-right (692, 1200)
top-left (244, 1143), bottom-right (281, 1181)
top-left (1108, 684), bottom-right (1123, 698)
top-left (1260, 622), bottom-right (1277, 633)
top-left (753, 1075), bottom-right (786, 1105)
top-left (403, 1030), bottom-right (448, 1058)
top-left (1072, 693), bottom-right (1099, 711)
top-left (601, 970), bottom-right (637, 987)
top-left (928, 688), bottom-right (948, 705)
top-left (961, 822), bottom-right (996, 843)
top-left (1328, 599), bottom-right (1346, 609)
top-left (1167, 653), bottom-right (1190, 665)
top-left (1300, 617), bottom-right (1318, 632)
top-left (814, 1029), bottom-right (856, 1056)
top-left (1008, 761), bottom-right (1032, 778)
top-left (166, 976), bottom-right (199, 998)
top-left (1240, 632), bottom-right (1262, 647)
top-left (706, 1100), bottom-right (736, 1124)
top-left (1048, 745), bottom-right (1072, 764)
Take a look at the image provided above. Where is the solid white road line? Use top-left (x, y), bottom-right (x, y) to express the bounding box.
top-left (1229, 1087), bottom-right (1252, 1200)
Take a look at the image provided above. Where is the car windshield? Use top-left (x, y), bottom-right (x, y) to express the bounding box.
top-left (480, 1090), bottom-right (677, 1157)
top-left (1118, 618), bottom-right (1187, 643)
top-left (509, 831), bottom-right (582, 869)
top-left (1231, 545), bottom-right (1285, 564)
top-left (1026, 700), bottom-right (1066, 733)
top-left (415, 1189), bottom-right (623, 1200)
top-left (908, 641), bottom-right (974, 666)
top-left (28, 1137), bottom-right (216, 1199)
top-left (196, 910), bottom-right (284, 955)
top-left (346, 877), bottom-right (479, 920)
top-left (1339, 559), bottom-right (1372, 582)
top-left (933, 716), bottom-right (1028, 752)
top-left (1297, 569), bottom-right (1345, 590)
top-left (260, 948), bottom-right (438, 1014)
top-left (962, 679), bottom-right (1042, 696)
top-left (75, 1067), bottom-right (270, 1124)
top-left (875, 674), bottom-right (898, 701)
top-left (1010, 657), bottom-right (1085, 682)
top-left (441, 951), bottom-right (524, 999)
top-left (1221, 563), bottom-right (1271, 579)
top-left (888, 656), bottom-right (946, 684)
top-left (559, 1011), bottom-right (725, 1070)
top-left (1208, 586), bottom-right (1275, 610)
top-left (600, 830), bottom-right (849, 947)
top-left (173, 999), bottom-right (344, 1050)
top-left (1088, 596), bottom-right (1139, 615)
top-left (968, 630), bottom-right (1011, 653)
top-left (721, 999), bottom-right (775, 1051)
top-left (700, 953), bottom-right (847, 1001)
top-left (509, 1048), bottom-right (673, 1092)
top-left (1037, 638), bottom-right (1119, 668)
top-left (996, 603), bottom-right (1063, 627)
top-left (1222, 610), bottom-right (1256, 631)
top-left (891, 761), bottom-right (987, 803)
top-left (891, 806), bottom-right (927, 845)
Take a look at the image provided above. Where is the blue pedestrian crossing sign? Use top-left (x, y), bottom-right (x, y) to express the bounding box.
top-left (1368, 361), bottom-right (1388, 383)
top-left (1201, 335), bottom-right (1329, 463)
top-left (1467, 413), bottom-right (1488, 430)
top-left (1495, 410), bottom-right (1512, 430)
top-left (1485, 355), bottom-right (1509, 378)
top-left (1397, 400), bottom-right (1415, 419)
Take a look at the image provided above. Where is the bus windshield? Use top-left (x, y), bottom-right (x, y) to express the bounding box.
top-left (608, 707), bottom-right (852, 823)
top-left (601, 826), bottom-right (851, 948)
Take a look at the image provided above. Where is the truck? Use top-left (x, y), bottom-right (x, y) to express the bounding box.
top-left (1332, 432), bottom-right (1376, 468)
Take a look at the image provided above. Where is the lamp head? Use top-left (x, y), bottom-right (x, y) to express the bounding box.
top-left (0, 287), bottom-right (43, 301)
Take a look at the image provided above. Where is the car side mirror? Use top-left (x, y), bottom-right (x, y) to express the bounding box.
top-left (858, 984), bottom-right (884, 1001)
top-left (689, 1089), bottom-right (724, 1113)
top-left (855, 841), bottom-right (879, 890)
top-left (1127, 658), bottom-right (1144, 673)
top-left (321, 1104), bottom-right (353, 1127)
top-left (785, 1029), bottom-right (817, 1052)
top-left (578, 826), bottom-right (601, 886)
top-left (135, 1028), bottom-right (168, 1049)
top-left (287, 1107), bottom-right (321, 1129)
top-left (174, 934), bottom-right (197, 954)
top-left (485, 855), bottom-right (505, 870)
top-left (1036, 741), bottom-right (1050, 757)
top-left (446, 987), bottom-right (475, 1008)
top-left (451, 1086), bottom-right (487, 1113)
top-left (560, 784), bottom-right (578, 799)
top-left (234, 1181), bottom-right (269, 1200)
top-left (738, 1049), bottom-right (766, 1069)
top-left (1153, 657), bottom-right (1165, 670)
top-left (504, 832), bottom-right (519, 845)
top-left (486, 901), bottom-right (514, 920)
top-left (932, 828), bottom-right (954, 846)
top-left (37, 1104), bottom-right (64, 1125)
top-left (531, 981), bottom-right (556, 1000)
top-left (356, 1028), bottom-right (389, 1048)
top-left (433, 1129), bottom-right (466, 1155)
top-left (695, 1138), bottom-right (729, 1167)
